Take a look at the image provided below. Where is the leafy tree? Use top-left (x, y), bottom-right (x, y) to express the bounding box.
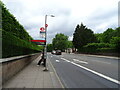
top-left (73, 23), bottom-right (97, 49)
top-left (102, 28), bottom-right (114, 43)
top-left (113, 27), bottom-right (120, 37)
top-left (1, 1), bottom-right (41, 57)
top-left (94, 33), bottom-right (103, 43)
top-left (52, 33), bottom-right (68, 51)
top-left (110, 37), bottom-right (120, 52)
top-left (1, 2), bottom-right (33, 41)
top-left (47, 44), bottom-right (53, 52)
top-left (67, 41), bottom-right (73, 48)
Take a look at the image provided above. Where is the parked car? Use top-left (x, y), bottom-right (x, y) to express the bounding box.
top-left (51, 50), bottom-right (56, 54)
top-left (55, 50), bottom-right (62, 55)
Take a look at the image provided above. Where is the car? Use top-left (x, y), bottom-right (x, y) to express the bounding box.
top-left (51, 50), bottom-right (56, 54)
top-left (55, 50), bottom-right (62, 55)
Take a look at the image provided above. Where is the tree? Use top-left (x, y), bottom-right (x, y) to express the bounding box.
top-left (102, 28), bottom-right (114, 43)
top-left (110, 37), bottom-right (120, 52)
top-left (94, 33), bottom-right (103, 43)
top-left (67, 41), bottom-right (73, 48)
top-left (73, 23), bottom-right (97, 49)
top-left (52, 33), bottom-right (68, 51)
top-left (47, 44), bottom-right (53, 52)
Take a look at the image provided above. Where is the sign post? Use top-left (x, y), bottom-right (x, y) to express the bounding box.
top-left (43, 15), bottom-right (48, 71)
top-left (41, 15), bottom-right (55, 71)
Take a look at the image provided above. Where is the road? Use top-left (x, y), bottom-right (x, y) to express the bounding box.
top-left (48, 53), bottom-right (119, 88)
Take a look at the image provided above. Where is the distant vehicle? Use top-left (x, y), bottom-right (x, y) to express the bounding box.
top-left (51, 50), bottom-right (56, 54)
top-left (56, 50), bottom-right (62, 55)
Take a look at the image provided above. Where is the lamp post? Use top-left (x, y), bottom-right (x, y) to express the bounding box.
top-left (43, 15), bottom-right (55, 71)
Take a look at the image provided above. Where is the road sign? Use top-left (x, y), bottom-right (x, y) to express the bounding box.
top-left (45, 24), bottom-right (48, 27)
top-left (30, 40), bottom-right (46, 42)
top-left (40, 31), bottom-right (45, 33)
top-left (40, 27), bottom-right (45, 31)
top-left (31, 42), bottom-right (45, 45)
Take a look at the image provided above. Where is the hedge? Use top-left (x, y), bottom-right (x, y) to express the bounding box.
top-left (2, 30), bottom-right (42, 58)
top-left (78, 43), bottom-right (116, 54)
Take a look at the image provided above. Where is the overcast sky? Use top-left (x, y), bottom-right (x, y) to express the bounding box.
top-left (2, 0), bottom-right (119, 43)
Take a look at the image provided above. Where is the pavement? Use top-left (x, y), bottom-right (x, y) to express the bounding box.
top-left (2, 55), bottom-right (64, 88)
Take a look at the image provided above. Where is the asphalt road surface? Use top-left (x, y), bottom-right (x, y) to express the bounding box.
top-left (48, 53), bottom-right (119, 88)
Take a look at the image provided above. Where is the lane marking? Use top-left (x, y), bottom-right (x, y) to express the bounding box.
top-left (73, 59), bottom-right (88, 64)
top-left (61, 58), bottom-right (120, 85)
top-left (56, 60), bottom-right (60, 62)
top-left (61, 58), bottom-right (70, 62)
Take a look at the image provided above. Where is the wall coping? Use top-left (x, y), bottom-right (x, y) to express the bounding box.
top-left (0, 53), bottom-right (40, 63)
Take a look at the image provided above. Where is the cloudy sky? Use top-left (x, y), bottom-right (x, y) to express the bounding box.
top-left (2, 0), bottom-right (119, 43)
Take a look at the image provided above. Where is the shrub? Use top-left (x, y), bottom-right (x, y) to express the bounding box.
top-left (110, 37), bottom-right (120, 53)
top-left (2, 30), bottom-right (42, 58)
top-left (78, 43), bottom-right (113, 53)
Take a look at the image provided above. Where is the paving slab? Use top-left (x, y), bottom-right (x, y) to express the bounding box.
top-left (2, 55), bottom-right (64, 89)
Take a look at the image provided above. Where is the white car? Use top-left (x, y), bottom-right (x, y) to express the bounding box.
top-left (51, 50), bottom-right (56, 54)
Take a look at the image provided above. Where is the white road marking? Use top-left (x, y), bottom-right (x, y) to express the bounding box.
top-left (61, 58), bottom-right (120, 85)
top-left (73, 59), bottom-right (88, 64)
top-left (56, 60), bottom-right (60, 62)
top-left (61, 58), bottom-right (70, 62)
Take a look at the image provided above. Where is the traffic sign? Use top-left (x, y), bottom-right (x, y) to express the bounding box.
top-left (40, 31), bottom-right (45, 33)
top-left (30, 40), bottom-right (46, 42)
top-left (40, 27), bottom-right (45, 31)
top-left (45, 24), bottom-right (48, 27)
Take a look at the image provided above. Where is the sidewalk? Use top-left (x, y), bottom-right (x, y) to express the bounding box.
top-left (3, 55), bottom-right (64, 88)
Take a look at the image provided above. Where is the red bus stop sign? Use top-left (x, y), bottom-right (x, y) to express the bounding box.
top-left (40, 27), bottom-right (45, 31)
top-left (45, 24), bottom-right (48, 27)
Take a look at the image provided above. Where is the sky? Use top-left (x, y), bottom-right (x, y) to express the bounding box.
top-left (2, 0), bottom-right (119, 43)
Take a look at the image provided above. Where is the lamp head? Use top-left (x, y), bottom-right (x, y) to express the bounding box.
top-left (51, 15), bottom-right (55, 17)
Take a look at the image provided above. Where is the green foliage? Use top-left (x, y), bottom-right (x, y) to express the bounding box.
top-left (114, 27), bottom-right (120, 37)
top-left (110, 37), bottom-right (120, 52)
top-left (97, 48), bottom-right (115, 53)
top-left (47, 44), bottom-right (53, 52)
top-left (78, 43), bottom-right (115, 54)
top-left (94, 33), bottom-right (103, 43)
top-left (2, 30), bottom-right (41, 58)
top-left (67, 41), bottom-right (73, 48)
top-left (73, 23), bottom-right (97, 49)
top-left (2, 2), bottom-right (33, 41)
top-left (78, 43), bottom-right (110, 53)
top-left (78, 27), bottom-right (120, 54)
top-left (84, 43), bottom-right (111, 48)
top-left (52, 33), bottom-right (68, 51)
top-left (101, 28), bottom-right (120, 43)
top-left (1, 1), bottom-right (42, 58)
top-left (102, 28), bottom-right (114, 43)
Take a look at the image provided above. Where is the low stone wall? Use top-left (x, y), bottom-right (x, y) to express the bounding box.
top-left (1, 53), bottom-right (41, 85)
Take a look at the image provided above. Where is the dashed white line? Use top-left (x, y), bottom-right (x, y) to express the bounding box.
top-left (56, 60), bottom-right (60, 62)
top-left (61, 58), bottom-right (120, 85)
top-left (73, 59), bottom-right (88, 64)
top-left (61, 58), bottom-right (70, 62)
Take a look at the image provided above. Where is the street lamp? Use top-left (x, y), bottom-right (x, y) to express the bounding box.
top-left (43, 15), bottom-right (55, 71)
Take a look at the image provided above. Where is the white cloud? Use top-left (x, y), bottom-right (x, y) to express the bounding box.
top-left (2, 0), bottom-right (119, 43)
